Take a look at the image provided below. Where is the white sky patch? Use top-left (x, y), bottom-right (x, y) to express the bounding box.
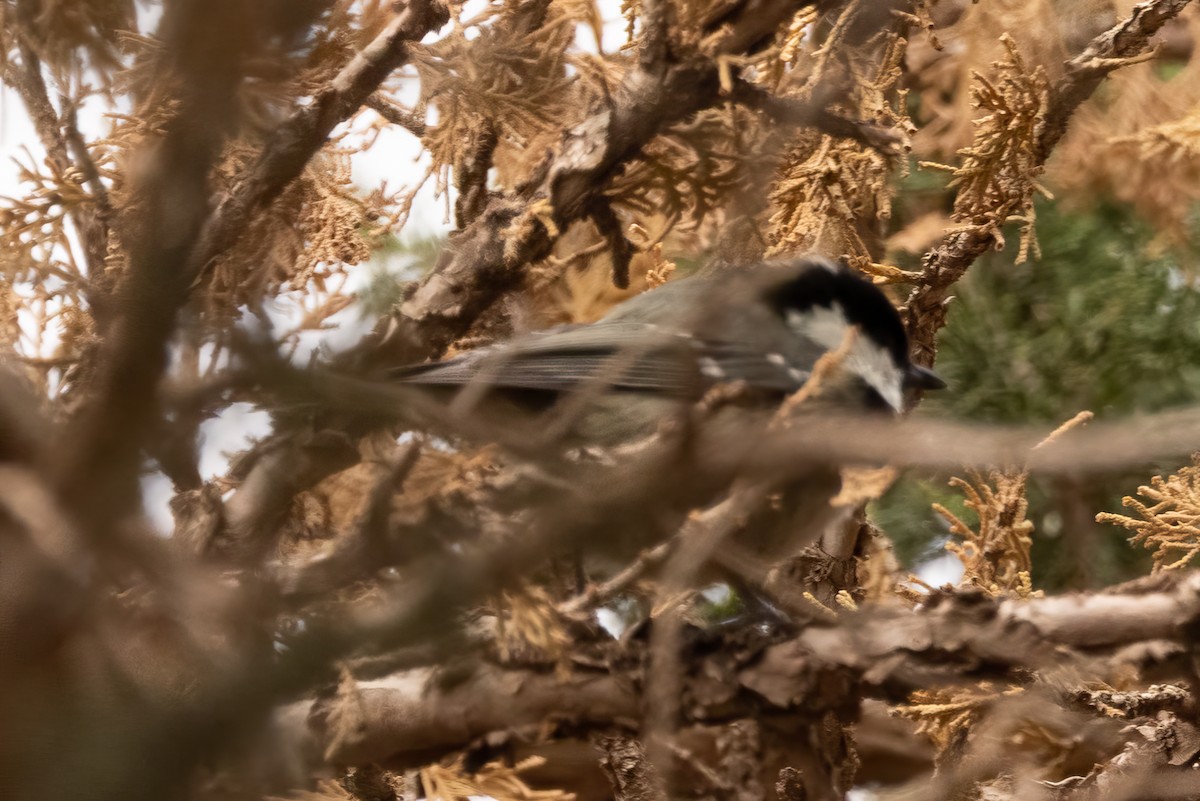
top-left (141, 470), bottom-right (176, 535)
top-left (912, 549), bottom-right (965, 587)
top-left (0, 86), bottom-right (43, 194)
top-left (198, 402), bottom-right (273, 480)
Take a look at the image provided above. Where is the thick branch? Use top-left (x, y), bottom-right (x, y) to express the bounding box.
top-left (290, 571), bottom-right (1200, 771)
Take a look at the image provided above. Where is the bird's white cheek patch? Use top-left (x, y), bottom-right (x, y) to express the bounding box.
top-left (846, 342), bottom-right (904, 411)
top-left (786, 303), bottom-right (905, 412)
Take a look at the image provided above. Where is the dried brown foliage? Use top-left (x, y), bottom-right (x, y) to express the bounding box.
top-left (5, 2), bottom-right (1200, 801)
top-left (1099, 454), bottom-right (1200, 570)
top-left (921, 35), bottom-right (1050, 264)
top-left (932, 468), bottom-right (1040, 599)
top-left (1049, 10), bottom-right (1200, 251)
top-left (767, 4), bottom-right (913, 272)
top-left (929, 413), bottom-right (1093, 599)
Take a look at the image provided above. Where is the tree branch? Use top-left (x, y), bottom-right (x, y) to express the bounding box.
top-left (4, 11), bottom-right (110, 283)
top-left (366, 93), bottom-right (428, 137)
top-left (190, 0), bottom-right (450, 289)
top-left (904, 0), bottom-right (1194, 366)
top-left (288, 571), bottom-right (1200, 772)
top-left (361, 0), bottom-right (818, 367)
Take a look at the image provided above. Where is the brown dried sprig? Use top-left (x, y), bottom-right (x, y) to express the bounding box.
top-left (856, 522), bottom-right (905, 605)
top-left (768, 132), bottom-right (893, 266)
top-left (0, 147), bottom-right (96, 287)
top-left (638, 226), bottom-right (677, 288)
top-left (1047, 10), bottom-right (1200, 251)
top-left (609, 105), bottom-right (766, 235)
top-left (767, 24), bottom-right (912, 269)
top-left (893, 683), bottom-right (1023, 759)
top-left (909, 0), bottom-right (1082, 159)
top-left (1113, 102), bottom-right (1200, 168)
top-left (201, 141), bottom-right (391, 325)
top-left (1098, 454), bottom-right (1200, 571)
top-left (921, 35), bottom-right (1050, 264)
top-left (421, 756), bottom-right (574, 801)
top-left (933, 412), bottom-right (1092, 598)
top-left (7, 0), bottom-right (135, 77)
top-left (755, 7), bottom-right (821, 91)
top-left (774, 326), bottom-right (860, 424)
top-left (933, 467), bottom-right (1037, 600)
top-left (1104, 100), bottom-right (1200, 250)
top-left (413, 4), bottom-right (576, 199)
top-left (494, 584), bottom-right (573, 667)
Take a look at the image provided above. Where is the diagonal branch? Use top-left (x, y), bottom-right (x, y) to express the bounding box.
top-left (366, 93), bottom-right (429, 137)
top-left (359, 0), bottom-right (822, 368)
top-left (190, 0), bottom-right (450, 288)
top-left (903, 0), bottom-right (1194, 367)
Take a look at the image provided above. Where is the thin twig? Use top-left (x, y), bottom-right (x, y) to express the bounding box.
top-left (366, 93), bottom-right (428, 137)
top-left (559, 541), bottom-right (674, 617)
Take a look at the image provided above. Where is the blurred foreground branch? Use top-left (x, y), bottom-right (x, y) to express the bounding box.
top-left (285, 570), bottom-right (1200, 793)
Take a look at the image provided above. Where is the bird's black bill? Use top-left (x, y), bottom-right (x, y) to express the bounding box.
top-left (906, 363), bottom-right (946, 391)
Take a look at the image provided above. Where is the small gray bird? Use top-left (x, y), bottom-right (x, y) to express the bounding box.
top-left (392, 256), bottom-right (944, 607)
top-left (390, 256), bottom-right (943, 445)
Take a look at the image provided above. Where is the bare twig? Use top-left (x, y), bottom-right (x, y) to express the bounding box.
top-left (453, 124), bottom-right (498, 229)
top-left (559, 541), bottom-right (673, 617)
top-left (732, 79), bottom-right (903, 153)
top-left (590, 200), bottom-right (635, 289)
top-left (366, 93), bottom-right (428, 137)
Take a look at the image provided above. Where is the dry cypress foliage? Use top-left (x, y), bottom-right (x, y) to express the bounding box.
top-left (3, 2), bottom-right (1200, 801)
top-left (1099, 455), bottom-right (1200, 570)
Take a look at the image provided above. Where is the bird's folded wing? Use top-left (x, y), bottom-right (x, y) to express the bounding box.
top-left (389, 323), bottom-right (810, 395)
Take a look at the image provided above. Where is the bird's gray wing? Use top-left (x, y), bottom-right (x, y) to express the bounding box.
top-left (390, 323), bottom-right (695, 394)
top-left (390, 323), bottom-right (810, 395)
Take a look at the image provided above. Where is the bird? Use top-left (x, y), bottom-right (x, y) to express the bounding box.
top-left (389, 255), bottom-right (944, 447)
top-left (390, 255), bottom-right (945, 614)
